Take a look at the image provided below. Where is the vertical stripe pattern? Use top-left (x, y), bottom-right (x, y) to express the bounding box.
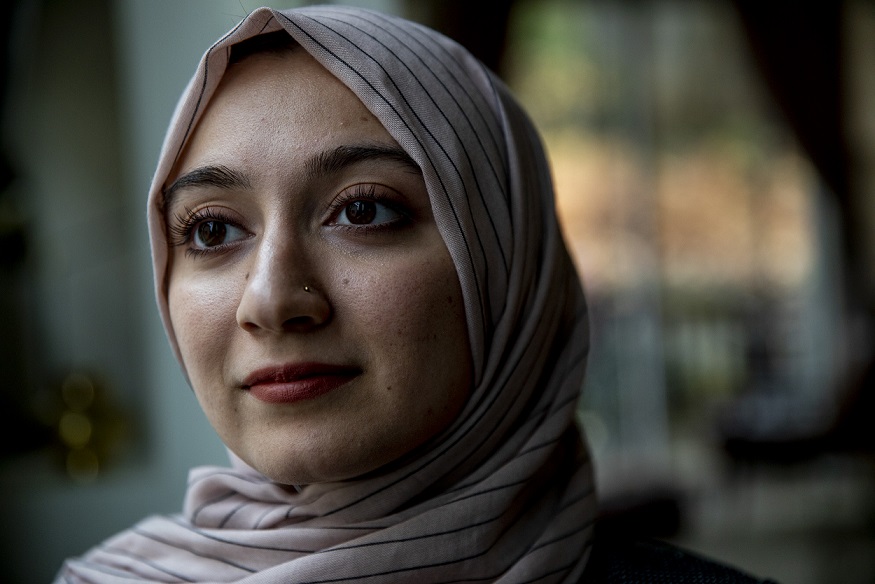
top-left (58, 6), bottom-right (595, 583)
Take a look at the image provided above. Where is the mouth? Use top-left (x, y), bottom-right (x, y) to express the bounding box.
top-left (241, 363), bottom-right (362, 404)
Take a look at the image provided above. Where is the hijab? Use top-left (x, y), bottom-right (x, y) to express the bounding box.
top-left (58, 6), bottom-right (595, 583)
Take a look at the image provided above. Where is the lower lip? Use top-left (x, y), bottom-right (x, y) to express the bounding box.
top-left (246, 374), bottom-right (357, 404)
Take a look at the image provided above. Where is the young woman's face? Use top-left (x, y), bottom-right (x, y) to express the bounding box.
top-left (165, 49), bottom-right (472, 485)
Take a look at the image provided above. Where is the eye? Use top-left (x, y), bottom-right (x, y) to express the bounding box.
top-left (333, 198), bottom-right (404, 227)
top-left (192, 220), bottom-right (247, 249)
top-left (325, 183), bottom-right (413, 233)
top-left (167, 205), bottom-right (250, 255)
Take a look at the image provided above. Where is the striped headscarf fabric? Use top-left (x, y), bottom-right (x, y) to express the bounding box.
top-left (58, 5), bottom-right (595, 583)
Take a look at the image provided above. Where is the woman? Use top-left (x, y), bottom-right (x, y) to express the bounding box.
top-left (57, 6), bottom-right (772, 583)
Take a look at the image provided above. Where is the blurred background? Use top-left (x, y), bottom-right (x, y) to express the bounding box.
top-left (0, 1), bottom-right (873, 582)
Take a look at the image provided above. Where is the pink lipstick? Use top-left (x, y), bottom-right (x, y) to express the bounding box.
top-left (241, 363), bottom-right (361, 404)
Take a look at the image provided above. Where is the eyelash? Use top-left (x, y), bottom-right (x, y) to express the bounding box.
top-left (167, 206), bottom-right (244, 258)
top-left (326, 184), bottom-right (409, 231)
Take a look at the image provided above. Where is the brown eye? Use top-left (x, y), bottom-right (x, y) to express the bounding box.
top-left (335, 199), bottom-right (403, 227)
top-left (344, 201), bottom-right (377, 224)
top-left (194, 221), bottom-right (229, 247)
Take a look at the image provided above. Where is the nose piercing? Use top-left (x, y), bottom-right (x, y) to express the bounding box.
top-left (303, 285), bottom-right (311, 293)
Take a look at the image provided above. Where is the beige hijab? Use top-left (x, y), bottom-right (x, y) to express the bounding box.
top-left (58, 6), bottom-right (595, 583)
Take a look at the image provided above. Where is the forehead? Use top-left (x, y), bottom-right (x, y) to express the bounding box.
top-left (167, 49), bottom-right (393, 183)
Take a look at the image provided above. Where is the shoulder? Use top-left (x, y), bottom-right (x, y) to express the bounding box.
top-left (580, 535), bottom-right (779, 584)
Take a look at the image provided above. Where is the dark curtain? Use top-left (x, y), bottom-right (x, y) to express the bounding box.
top-left (402, 0), bottom-right (515, 75)
top-left (733, 2), bottom-right (868, 309)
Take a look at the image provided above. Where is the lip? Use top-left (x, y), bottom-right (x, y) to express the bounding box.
top-left (241, 363), bottom-right (361, 404)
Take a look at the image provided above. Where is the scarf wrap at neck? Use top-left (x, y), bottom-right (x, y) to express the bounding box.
top-left (60, 6), bottom-right (595, 583)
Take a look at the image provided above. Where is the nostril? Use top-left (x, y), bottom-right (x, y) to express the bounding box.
top-left (238, 319), bottom-right (261, 334)
top-left (281, 314), bottom-right (326, 332)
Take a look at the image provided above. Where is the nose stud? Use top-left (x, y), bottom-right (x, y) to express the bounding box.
top-left (303, 285), bottom-right (311, 293)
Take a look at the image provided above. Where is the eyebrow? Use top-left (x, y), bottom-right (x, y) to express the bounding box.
top-left (306, 144), bottom-right (421, 178)
top-left (162, 164), bottom-right (250, 211)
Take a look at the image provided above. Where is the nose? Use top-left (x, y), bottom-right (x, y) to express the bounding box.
top-left (236, 238), bottom-right (331, 334)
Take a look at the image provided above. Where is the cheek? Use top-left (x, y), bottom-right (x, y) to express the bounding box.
top-left (398, 262), bottom-right (464, 345)
top-left (167, 275), bottom-right (240, 395)
top-left (343, 249), bottom-right (470, 387)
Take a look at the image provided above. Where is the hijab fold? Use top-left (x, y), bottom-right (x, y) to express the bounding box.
top-left (59, 6), bottom-right (595, 583)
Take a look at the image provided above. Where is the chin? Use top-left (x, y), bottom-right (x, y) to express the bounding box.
top-left (236, 443), bottom-right (395, 486)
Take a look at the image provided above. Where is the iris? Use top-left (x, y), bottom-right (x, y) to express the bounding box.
top-left (196, 221), bottom-right (227, 247)
top-left (344, 201), bottom-right (376, 224)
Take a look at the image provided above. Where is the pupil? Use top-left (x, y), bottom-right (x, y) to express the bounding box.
top-left (345, 201), bottom-right (376, 224)
top-left (197, 221), bottom-right (226, 247)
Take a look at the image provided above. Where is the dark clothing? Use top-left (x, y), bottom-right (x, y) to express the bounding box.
top-left (582, 537), bottom-right (779, 583)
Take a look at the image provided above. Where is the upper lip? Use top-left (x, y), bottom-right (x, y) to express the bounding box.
top-left (241, 363), bottom-right (362, 389)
